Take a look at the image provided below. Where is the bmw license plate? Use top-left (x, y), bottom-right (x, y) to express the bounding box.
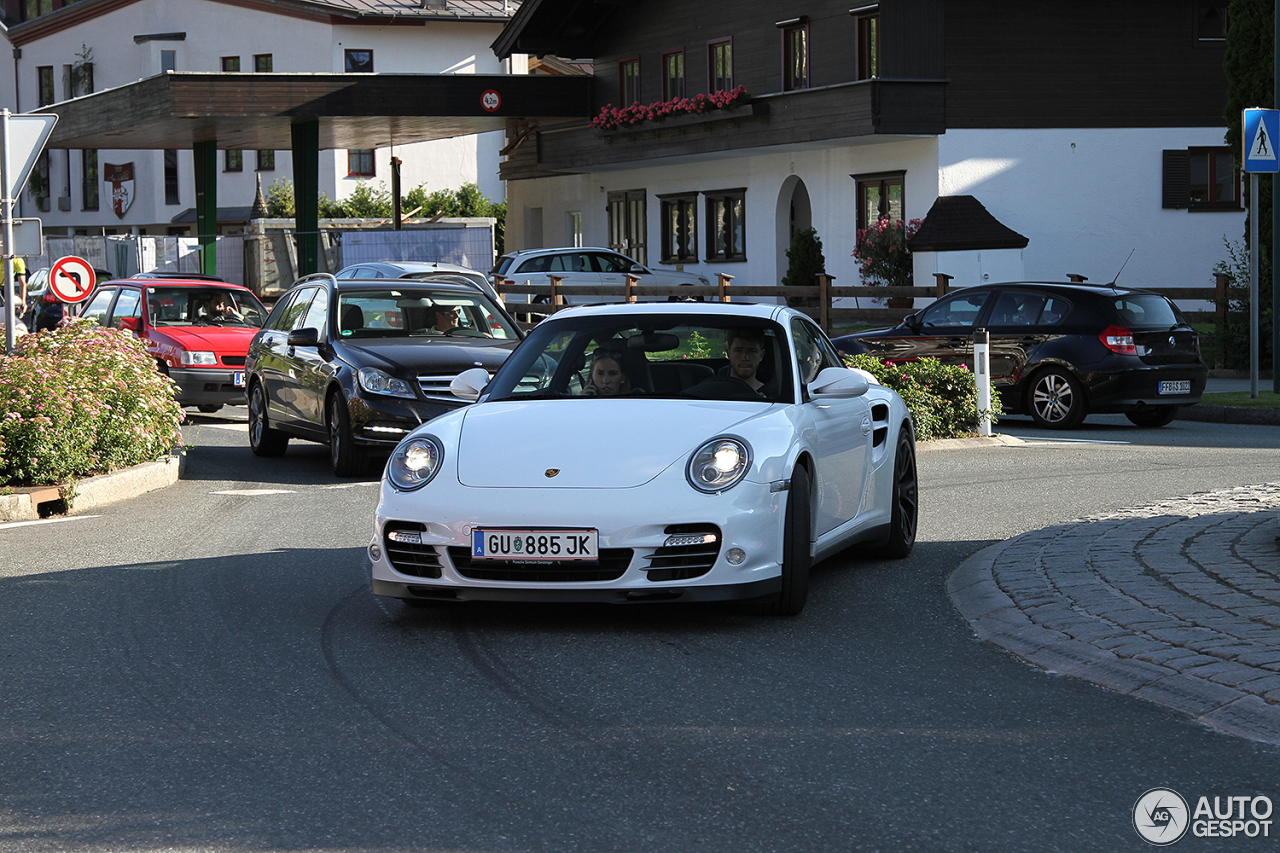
top-left (233, 371), bottom-right (245, 388)
top-left (1158, 380), bottom-right (1191, 395)
top-left (472, 528), bottom-right (599, 561)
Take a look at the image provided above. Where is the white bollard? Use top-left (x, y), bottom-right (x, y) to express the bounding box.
top-left (973, 328), bottom-right (992, 436)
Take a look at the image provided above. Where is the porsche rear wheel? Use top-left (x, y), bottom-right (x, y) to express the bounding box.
top-left (770, 466), bottom-right (812, 615)
top-left (248, 381), bottom-right (288, 457)
top-left (880, 429), bottom-right (918, 558)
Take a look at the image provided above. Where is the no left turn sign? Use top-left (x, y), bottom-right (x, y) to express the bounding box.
top-left (49, 255), bottom-right (97, 303)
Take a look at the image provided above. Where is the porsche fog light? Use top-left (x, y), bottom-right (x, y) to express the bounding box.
top-left (388, 436), bottom-right (443, 491)
top-left (687, 437), bottom-right (750, 493)
top-left (726, 548), bottom-right (746, 565)
top-left (368, 543), bottom-right (382, 562)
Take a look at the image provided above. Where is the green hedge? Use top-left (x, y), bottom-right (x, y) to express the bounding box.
top-left (842, 353), bottom-right (1002, 441)
top-left (0, 321), bottom-right (185, 487)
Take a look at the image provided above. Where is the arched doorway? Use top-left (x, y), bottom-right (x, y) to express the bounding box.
top-left (775, 175), bottom-right (812, 285)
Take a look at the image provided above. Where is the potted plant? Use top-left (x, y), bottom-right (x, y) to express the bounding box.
top-left (781, 226), bottom-right (826, 307)
top-left (853, 217), bottom-right (922, 308)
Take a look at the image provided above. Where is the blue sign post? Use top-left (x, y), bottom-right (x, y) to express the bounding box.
top-left (1241, 109), bottom-right (1280, 398)
top-left (1243, 108), bottom-right (1280, 173)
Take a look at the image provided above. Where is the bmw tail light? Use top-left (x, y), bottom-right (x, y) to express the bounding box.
top-left (1099, 325), bottom-right (1136, 355)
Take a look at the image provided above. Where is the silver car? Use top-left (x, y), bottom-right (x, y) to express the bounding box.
top-left (493, 246), bottom-right (710, 304)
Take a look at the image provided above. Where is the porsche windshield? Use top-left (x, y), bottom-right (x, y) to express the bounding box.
top-left (486, 314), bottom-right (793, 403)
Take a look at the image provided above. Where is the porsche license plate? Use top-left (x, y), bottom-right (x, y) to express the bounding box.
top-left (1158, 380), bottom-right (1190, 395)
top-left (472, 528), bottom-right (599, 561)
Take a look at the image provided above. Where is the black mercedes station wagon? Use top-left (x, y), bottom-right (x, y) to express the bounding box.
top-left (245, 273), bottom-right (523, 475)
top-left (833, 282), bottom-right (1209, 429)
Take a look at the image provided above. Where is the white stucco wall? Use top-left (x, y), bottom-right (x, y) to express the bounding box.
top-left (935, 128), bottom-right (1244, 290)
top-left (504, 126), bottom-right (1243, 306)
top-left (5, 0), bottom-right (508, 235)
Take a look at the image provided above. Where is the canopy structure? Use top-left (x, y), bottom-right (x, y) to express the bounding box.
top-left (36, 71), bottom-right (593, 275)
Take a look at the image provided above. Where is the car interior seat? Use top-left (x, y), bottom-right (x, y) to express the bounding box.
top-left (340, 305), bottom-right (364, 334)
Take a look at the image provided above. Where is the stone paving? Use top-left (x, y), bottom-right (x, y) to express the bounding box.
top-left (949, 483), bottom-right (1280, 745)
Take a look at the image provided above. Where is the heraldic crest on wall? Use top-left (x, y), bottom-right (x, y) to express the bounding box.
top-left (104, 162), bottom-right (135, 218)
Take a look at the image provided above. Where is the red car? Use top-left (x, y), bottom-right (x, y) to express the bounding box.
top-left (79, 276), bottom-right (269, 411)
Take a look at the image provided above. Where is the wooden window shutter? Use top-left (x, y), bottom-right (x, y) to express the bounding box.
top-left (1163, 149), bottom-right (1189, 209)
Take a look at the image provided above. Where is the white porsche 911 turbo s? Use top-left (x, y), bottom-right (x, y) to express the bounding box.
top-left (369, 302), bottom-right (917, 615)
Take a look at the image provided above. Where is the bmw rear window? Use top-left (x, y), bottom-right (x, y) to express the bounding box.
top-left (1111, 294), bottom-right (1185, 328)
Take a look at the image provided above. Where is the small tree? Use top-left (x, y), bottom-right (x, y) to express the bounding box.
top-left (781, 226), bottom-right (826, 288)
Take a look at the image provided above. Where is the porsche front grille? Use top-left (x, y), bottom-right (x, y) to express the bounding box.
top-left (448, 547), bottom-right (633, 582)
top-left (383, 522), bottom-right (443, 578)
top-left (644, 524), bottom-right (720, 581)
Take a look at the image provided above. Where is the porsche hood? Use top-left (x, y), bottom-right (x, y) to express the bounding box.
top-left (454, 400), bottom-right (765, 489)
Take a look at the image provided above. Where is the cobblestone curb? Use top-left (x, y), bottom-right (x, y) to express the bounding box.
top-left (949, 484), bottom-right (1280, 745)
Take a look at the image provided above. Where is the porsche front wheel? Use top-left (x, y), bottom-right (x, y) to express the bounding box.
top-left (770, 466), bottom-right (812, 615)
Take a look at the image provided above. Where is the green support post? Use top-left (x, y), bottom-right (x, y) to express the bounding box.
top-left (291, 121), bottom-right (320, 277)
top-left (193, 139), bottom-right (217, 277)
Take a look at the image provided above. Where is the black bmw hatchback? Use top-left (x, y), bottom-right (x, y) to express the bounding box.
top-left (833, 282), bottom-right (1208, 429)
top-left (245, 273), bottom-right (523, 475)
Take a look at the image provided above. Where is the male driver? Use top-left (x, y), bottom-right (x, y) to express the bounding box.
top-left (431, 304), bottom-right (461, 334)
top-left (725, 328), bottom-right (766, 393)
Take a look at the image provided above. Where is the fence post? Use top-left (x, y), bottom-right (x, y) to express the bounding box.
top-left (933, 272), bottom-right (952, 298)
top-left (717, 272), bottom-right (734, 302)
top-left (817, 272), bottom-right (833, 332)
top-left (625, 274), bottom-right (639, 303)
top-left (549, 274), bottom-right (563, 308)
top-left (1215, 272), bottom-right (1229, 369)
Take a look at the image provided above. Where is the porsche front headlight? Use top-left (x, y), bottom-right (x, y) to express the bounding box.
top-left (387, 436), bottom-right (444, 491)
top-left (687, 437), bottom-right (751, 493)
top-left (358, 367), bottom-right (415, 399)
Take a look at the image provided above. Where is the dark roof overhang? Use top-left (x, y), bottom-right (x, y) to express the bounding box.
top-left (37, 72), bottom-right (594, 151)
top-left (492, 0), bottom-right (618, 59)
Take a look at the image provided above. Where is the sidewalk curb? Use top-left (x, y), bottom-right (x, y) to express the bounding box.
top-left (1177, 405), bottom-right (1280, 426)
top-left (919, 434), bottom-right (1025, 452)
top-left (0, 454), bottom-right (185, 522)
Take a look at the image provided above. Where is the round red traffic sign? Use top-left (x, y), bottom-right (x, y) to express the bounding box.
top-left (49, 256), bottom-right (97, 303)
top-left (481, 89), bottom-right (501, 112)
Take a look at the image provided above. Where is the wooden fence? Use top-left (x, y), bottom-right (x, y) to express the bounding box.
top-left (496, 272), bottom-right (1231, 363)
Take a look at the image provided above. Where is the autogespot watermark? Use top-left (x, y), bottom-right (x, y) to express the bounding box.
top-left (1133, 788), bottom-right (1274, 845)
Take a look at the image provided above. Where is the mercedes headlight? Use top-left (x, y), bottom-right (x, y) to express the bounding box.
top-left (358, 367), bottom-right (415, 399)
top-left (687, 437), bottom-right (751, 493)
top-left (387, 436), bottom-right (444, 491)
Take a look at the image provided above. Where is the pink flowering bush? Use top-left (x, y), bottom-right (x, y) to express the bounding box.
top-left (853, 217), bottom-right (923, 288)
top-left (590, 85), bottom-right (750, 130)
top-left (842, 353), bottom-right (1001, 440)
top-left (0, 320), bottom-right (184, 487)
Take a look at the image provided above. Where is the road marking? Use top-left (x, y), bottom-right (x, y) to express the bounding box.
top-left (200, 424), bottom-right (248, 431)
top-left (321, 482), bottom-right (379, 490)
top-left (0, 514), bottom-right (100, 531)
top-left (210, 489), bottom-right (298, 496)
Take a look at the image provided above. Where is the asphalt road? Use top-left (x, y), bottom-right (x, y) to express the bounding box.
top-left (2, 407), bottom-right (1279, 853)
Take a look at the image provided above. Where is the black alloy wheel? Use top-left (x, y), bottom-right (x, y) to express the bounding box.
top-left (770, 466), bottom-right (813, 615)
top-left (1027, 367), bottom-right (1087, 429)
top-left (327, 392), bottom-right (366, 477)
top-left (881, 429), bottom-right (918, 558)
top-left (248, 381), bottom-right (288, 457)
top-left (1125, 406), bottom-right (1180, 428)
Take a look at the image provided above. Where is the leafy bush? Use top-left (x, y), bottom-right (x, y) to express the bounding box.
top-left (0, 321), bottom-right (185, 487)
top-left (842, 353), bottom-right (1002, 441)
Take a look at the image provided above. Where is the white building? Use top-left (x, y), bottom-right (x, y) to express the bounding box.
top-left (2, 0), bottom-right (516, 238)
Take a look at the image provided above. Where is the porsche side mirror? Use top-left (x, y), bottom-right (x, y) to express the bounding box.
top-left (451, 367), bottom-right (490, 401)
top-left (808, 366), bottom-right (870, 398)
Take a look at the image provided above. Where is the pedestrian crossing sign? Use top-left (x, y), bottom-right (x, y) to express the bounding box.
top-left (1243, 108), bottom-right (1280, 173)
